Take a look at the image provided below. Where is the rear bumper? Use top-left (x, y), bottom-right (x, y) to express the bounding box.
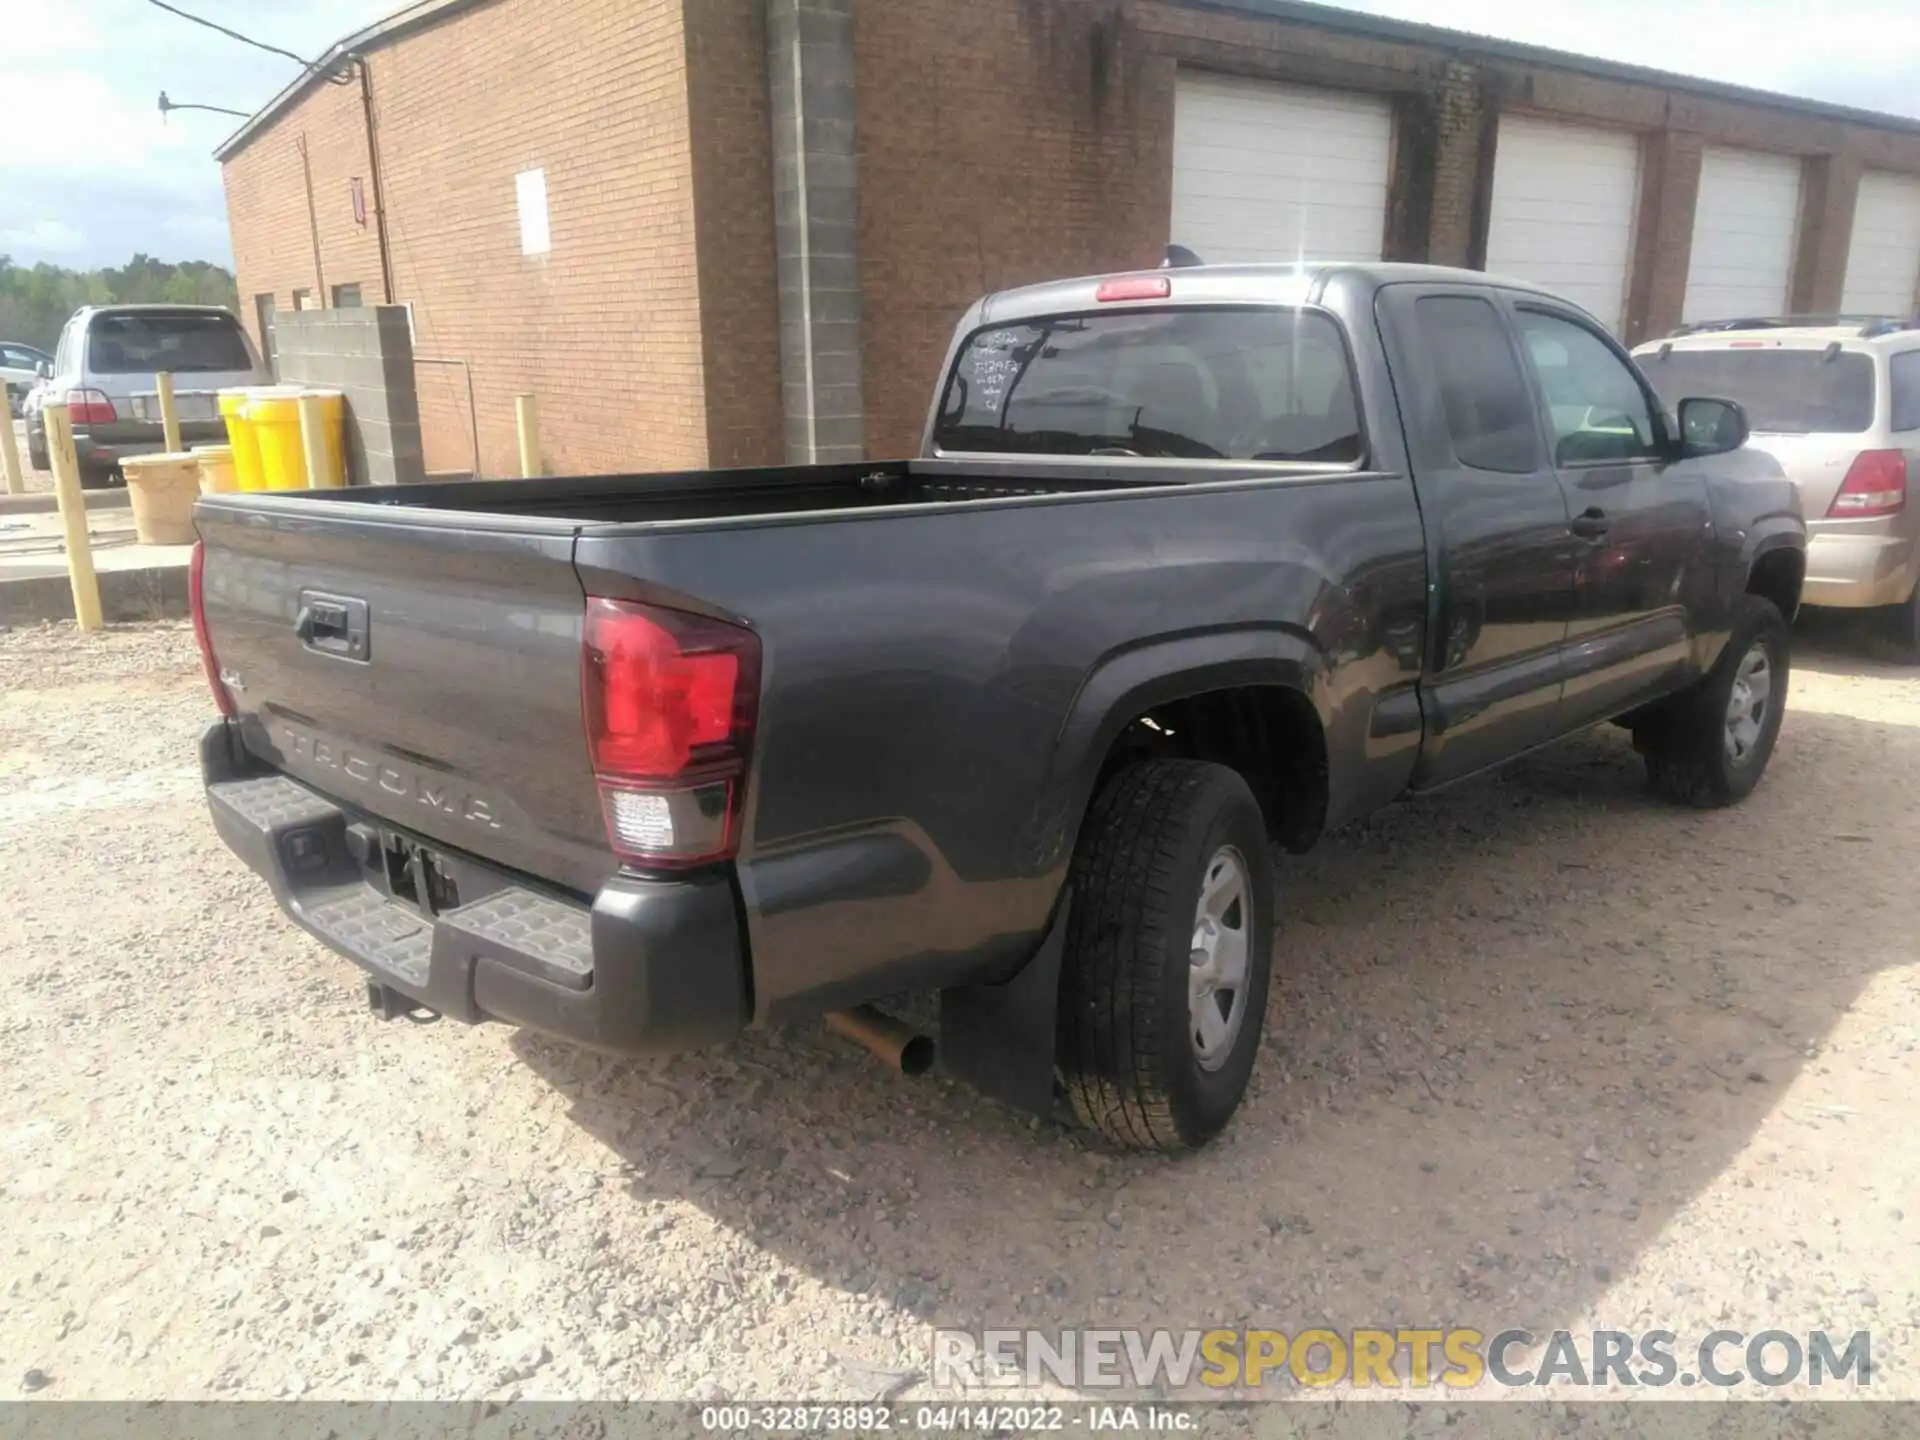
top-left (78, 421), bottom-right (226, 470)
top-left (1802, 530), bottom-right (1919, 609)
top-left (199, 721), bottom-right (749, 1055)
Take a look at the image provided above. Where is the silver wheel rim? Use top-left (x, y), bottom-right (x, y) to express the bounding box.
top-left (1189, 845), bottom-right (1252, 1072)
top-left (1724, 641), bottom-right (1773, 767)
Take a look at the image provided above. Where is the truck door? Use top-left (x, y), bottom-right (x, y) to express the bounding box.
top-left (1375, 284), bottom-right (1576, 788)
top-left (1506, 300), bottom-right (1713, 728)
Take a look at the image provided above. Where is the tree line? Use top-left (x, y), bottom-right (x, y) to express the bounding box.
top-left (0, 255), bottom-right (240, 356)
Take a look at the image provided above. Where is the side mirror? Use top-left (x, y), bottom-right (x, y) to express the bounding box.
top-left (1676, 396), bottom-right (1748, 457)
top-left (35, 362), bottom-right (50, 379)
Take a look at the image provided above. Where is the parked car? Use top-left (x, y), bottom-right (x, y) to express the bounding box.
top-left (1636, 319), bottom-right (1920, 655)
top-left (1, 341), bottom-right (51, 417)
top-left (25, 305), bottom-right (269, 485)
top-left (192, 263), bottom-right (1806, 1153)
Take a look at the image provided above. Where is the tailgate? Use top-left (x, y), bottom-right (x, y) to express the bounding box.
top-left (196, 501), bottom-right (614, 896)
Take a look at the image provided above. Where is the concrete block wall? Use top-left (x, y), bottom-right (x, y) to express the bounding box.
top-left (768, 0), bottom-right (865, 463)
top-left (275, 307), bottom-right (426, 487)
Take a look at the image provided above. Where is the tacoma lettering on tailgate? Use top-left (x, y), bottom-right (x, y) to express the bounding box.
top-left (282, 725), bottom-right (503, 831)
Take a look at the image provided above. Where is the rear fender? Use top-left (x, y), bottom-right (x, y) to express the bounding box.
top-left (1018, 627), bottom-right (1331, 875)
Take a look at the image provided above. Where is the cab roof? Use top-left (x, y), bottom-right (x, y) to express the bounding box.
top-left (974, 262), bottom-right (1574, 326)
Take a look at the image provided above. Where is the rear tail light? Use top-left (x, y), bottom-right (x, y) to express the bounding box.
top-left (1827, 450), bottom-right (1908, 518)
top-left (64, 389), bottom-right (116, 425)
top-left (189, 541), bottom-right (235, 717)
top-left (582, 597), bottom-right (760, 868)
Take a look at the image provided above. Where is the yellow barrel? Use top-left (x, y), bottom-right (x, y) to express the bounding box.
top-left (119, 452), bottom-right (202, 545)
top-left (219, 385), bottom-right (304, 491)
top-left (307, 389), bottom-right (346, 488)
top-left (251, 389), bottom-right (347, 489)
top-left (192, 443), bottom-right (238, 495)
top-left (218, 389), bottom-right (265, 491)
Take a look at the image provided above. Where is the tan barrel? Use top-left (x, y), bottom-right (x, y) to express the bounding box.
top-left (119, 452), bottom-right (203, 545)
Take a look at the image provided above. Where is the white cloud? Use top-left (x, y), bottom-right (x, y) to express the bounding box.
top-left (0, 3), bottom-right (104, 59)
top-left (4, 69), bottom-right (206, 175)
top-left (0, 0), bottom-right (392, 267)
top-left (0, 219), bottom-right (87, 256)
top-left (1328, 0), bottom-right (1920, 119)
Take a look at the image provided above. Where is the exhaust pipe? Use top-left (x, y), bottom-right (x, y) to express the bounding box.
top-left (826, 1005), bottom-right (936, 1076)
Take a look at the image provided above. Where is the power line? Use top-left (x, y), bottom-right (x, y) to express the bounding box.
top-left (142, 0), bottom-right (350, 83)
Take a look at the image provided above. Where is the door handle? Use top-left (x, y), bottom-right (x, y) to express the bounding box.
top-left (295, 603), bottom-right (347, 644)
top-left (1569, 508), bottom-right (1610, 541)
top-left (293, 591), bottom-right (370, 660)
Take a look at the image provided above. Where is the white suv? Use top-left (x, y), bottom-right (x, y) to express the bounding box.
top-left (1636, 319), bottom-right (1920, 656)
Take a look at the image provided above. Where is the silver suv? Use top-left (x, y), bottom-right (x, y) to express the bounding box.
top-left (1635, 319), bottom-right (1920, 655)
top-left (24, 304), bottom-right (271, 487)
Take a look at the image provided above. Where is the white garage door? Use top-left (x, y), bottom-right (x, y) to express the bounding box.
top-left (1842, 170), bottom-right (1920, 317)
top-left (1683, 147), bottom-right (1804, 323)
top-left (1171, 73), bottom-right (1392, 265)
top-left (1485, 115), bottom-right (1641, 332)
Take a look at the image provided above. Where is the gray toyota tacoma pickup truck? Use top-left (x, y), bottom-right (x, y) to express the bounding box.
top-left (193, 263), bottom-right (1806, 1153)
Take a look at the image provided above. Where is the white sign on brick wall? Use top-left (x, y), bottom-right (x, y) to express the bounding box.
top-left (516, 168), bottom-right (551, 256)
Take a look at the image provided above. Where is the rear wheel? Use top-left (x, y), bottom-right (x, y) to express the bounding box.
top-left (1057, 759), bottom-right (1275, 1153)
top-left (1888, 581), bottom-right (1920, 662)
top-left (26, 430), bottom-right (47, 472)
top-left (1639, 595), bottom-right (1790, 808)
top-left (78, 464), bottom-right (116, 491)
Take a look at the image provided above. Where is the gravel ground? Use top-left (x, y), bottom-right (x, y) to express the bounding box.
top-left (2, 617), bottom-right (1916, 1405)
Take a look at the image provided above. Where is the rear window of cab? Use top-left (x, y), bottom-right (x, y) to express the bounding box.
top-left (933, 306), bottom-right (1363, 464)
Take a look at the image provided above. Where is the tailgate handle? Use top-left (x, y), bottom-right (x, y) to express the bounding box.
top-left (295, 591), bottom-right (370, 662)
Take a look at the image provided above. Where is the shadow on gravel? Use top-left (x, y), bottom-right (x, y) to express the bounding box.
top-left (514, 705), bottom-right (1913, 1389)
top-left (1792, 606), bottom-right (1919, 678)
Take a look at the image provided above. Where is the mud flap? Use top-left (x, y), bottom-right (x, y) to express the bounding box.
top-left (937, 892), bottom-right (1072, 1123)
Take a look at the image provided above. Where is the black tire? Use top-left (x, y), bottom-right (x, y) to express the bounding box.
top-left (78, 464), bottom-right (115, 491)
top-left (1887, 582), bottom-right (1920, 663)
top-left (1057, 759), bottom-right (1275, 1153)
top-left (27, 433), bottom-right (47, 472)
top-left (1640, 594), bottom-right (1790, 808)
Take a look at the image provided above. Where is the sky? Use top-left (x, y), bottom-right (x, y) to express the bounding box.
top-left (1, 0), bottom-right (1916, 273)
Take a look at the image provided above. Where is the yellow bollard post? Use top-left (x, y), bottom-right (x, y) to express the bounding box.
top-left (155, 371), bottom-right (183, 455)
top-left (515, 393), bottom-right (541, 478)
top-left (0, 385), bottom-right (24, 495)
top-left (43, 404), bottom-right (103, 632)
top-left (297, 392), bottom-right (329, 489)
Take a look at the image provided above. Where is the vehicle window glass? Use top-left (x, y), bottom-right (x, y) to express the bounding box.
top-left (1639, 347), bottom-right (1876, 435)
top-left (1408, 295), bottom-right (1539, 473)
top-left (84, 312), bottom-right (253, 375)
top-left (3, 346), bottom-right (36, 368)
top-left (1516, 309), bottom-right (1661, 465)
top-left (933, 307), bottom-right (1361, 463)
top-left (1890, 351), bottom-right (1920, 433)
top-left (54, 325), bottom-right (72, 375)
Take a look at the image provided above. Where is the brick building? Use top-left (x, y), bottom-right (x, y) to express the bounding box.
top-left (218, 0), bottom-right (1920, 479)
